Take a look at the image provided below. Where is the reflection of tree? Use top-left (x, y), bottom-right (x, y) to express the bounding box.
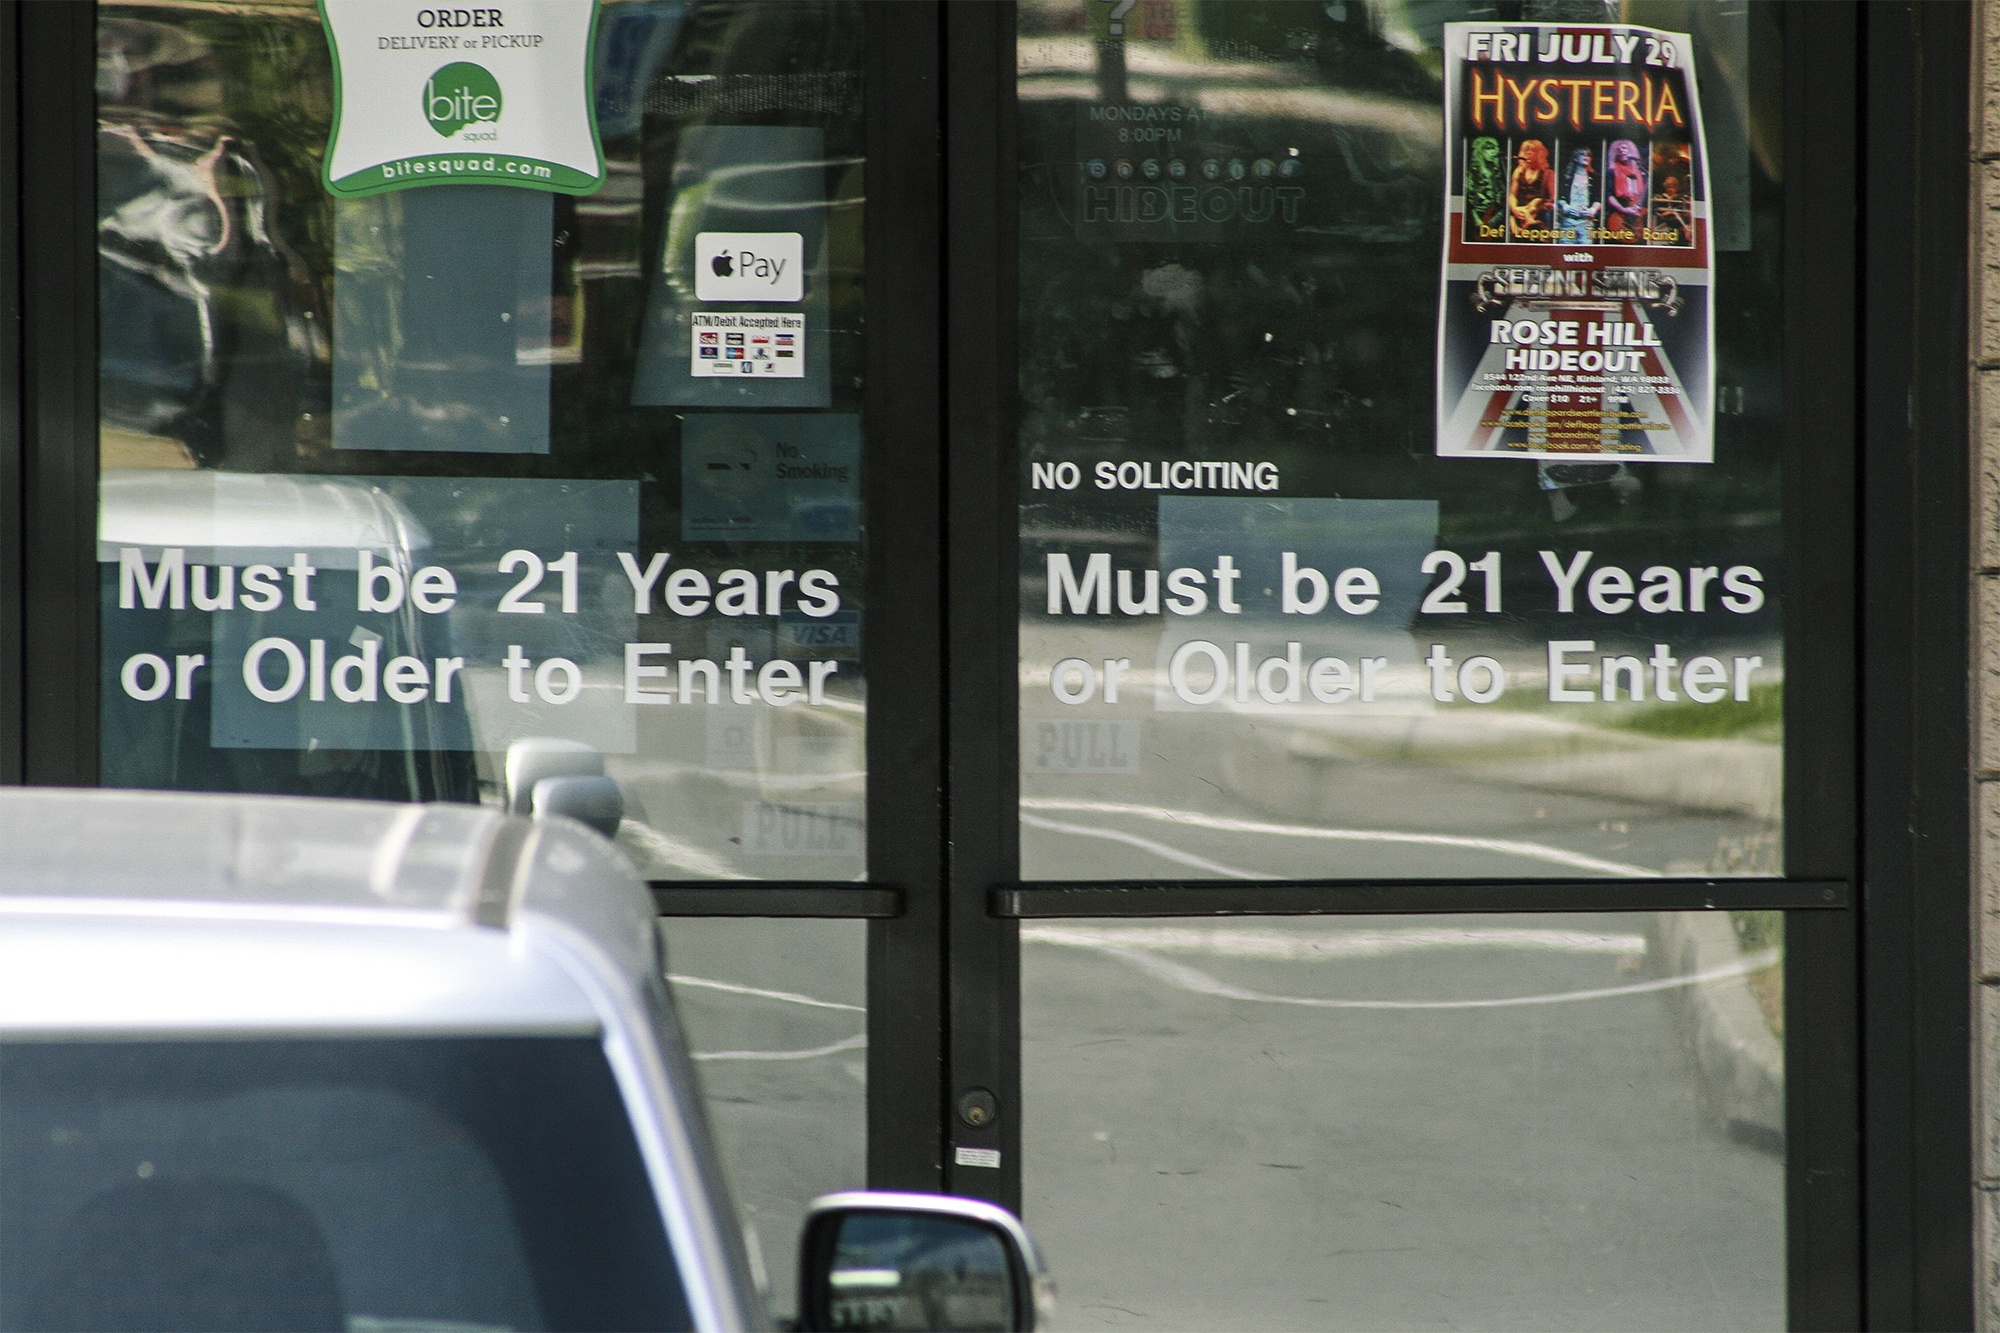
top-left (98, 118), bottom-right (320, 469)
top-left (1189, 0), bottom-right (1433, 94)
top-left (332, 195), bottom-right (404, 401)
top-left (99, 8), bottom-right (335, 469)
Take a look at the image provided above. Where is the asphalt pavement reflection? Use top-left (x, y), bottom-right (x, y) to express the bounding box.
top-left (664, 919), bottom-right (868, 1321)
top-left (1023, 913), bottom-right (1784, 1331)
top-left (660, 911), bottom-right (1780, 1330)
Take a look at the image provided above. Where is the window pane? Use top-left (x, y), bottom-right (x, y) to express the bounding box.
top-left (1018, 2), bottom-right (1785, 880)
top-left (97, 0), bottom-right (870, 881)
top-left (664, 918), bottom-right (867, 1322)
top-left (1023, 911), bottom-right (1785, 1329)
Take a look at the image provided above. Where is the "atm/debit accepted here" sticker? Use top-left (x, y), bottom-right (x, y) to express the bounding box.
top-left (691, 311), bottom-right (805, 379)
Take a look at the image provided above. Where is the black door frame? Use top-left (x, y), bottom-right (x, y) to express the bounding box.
top-left (1857, 4), bottom-right (1974, 1327)
top-left (7, 2), bottom-right (1977, 1327)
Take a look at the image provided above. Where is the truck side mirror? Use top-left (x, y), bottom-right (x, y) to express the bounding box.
top-left (528, 774), bottom-right (623, 838)
top-left (795, 1191), bottom-right (1051, 1332)
top-left (503, 737), bottom-right (604, 815)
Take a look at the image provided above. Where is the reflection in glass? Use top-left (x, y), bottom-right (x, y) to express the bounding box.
top-left (1017, 2), bottom-right (1785, 879)
top-left (824, 1213), bottom-right (1014, 1333)
top-left (97, 1), bottom-right (870, 881)
top-left (665, 918), bottom-right (866, 1322)
top-left (1022, 911), bottom-right (1785, 1330)
top-left (332, 188), bottom-right (556, 455)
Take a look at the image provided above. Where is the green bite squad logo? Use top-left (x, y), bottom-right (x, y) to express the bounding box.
top-left (424, 61), bottom-right (502, 137)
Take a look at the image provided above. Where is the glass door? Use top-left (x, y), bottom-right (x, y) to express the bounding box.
top-left (935, 1), bottom-right (1857, 1328)
top-left (77, 2), bottom-right (941, 1321)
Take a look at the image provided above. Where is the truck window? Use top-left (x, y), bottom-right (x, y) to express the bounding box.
top-left (0, 1035), bottom-right (691, 1332)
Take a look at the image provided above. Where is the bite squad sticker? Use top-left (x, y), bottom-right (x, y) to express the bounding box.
top-left (321, 2), bottom-right (603, 197)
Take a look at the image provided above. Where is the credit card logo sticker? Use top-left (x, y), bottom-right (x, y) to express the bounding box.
top-left (690, 310), bottom-right (805, 379)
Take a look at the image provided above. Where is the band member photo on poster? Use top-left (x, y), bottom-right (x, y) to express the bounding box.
top-left (1463, 135), bottom-right (1506, 240)
top-left (1556, 144), bottom-right (1602, 244)
top-left (1648, 140), bottom-right (1696, 245)
top-left (1437, 21), bottom-right (1715, 463)
top-left (1507, 138), bottom-right (1556, 241)
top-left (1605, 137), bottom-right (1648, 242)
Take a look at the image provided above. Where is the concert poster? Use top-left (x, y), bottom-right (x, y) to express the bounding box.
top-left (1437, 22), bottom-right (1714, 463)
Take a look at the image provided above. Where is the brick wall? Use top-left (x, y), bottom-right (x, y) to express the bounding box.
top-left (1974, 3), bottom-right (2000, 1323)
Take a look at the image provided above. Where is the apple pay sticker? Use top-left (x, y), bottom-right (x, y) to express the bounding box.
top-left (690, 310), bottom-right (805, 379)
top-left (694, 231), bottom-right (804, 302)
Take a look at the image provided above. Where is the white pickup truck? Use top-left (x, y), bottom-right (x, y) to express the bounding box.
top-left (0, 788), bottom-right (1048, 1332)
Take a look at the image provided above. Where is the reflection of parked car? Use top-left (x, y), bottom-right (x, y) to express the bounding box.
top-left (0, 788), bottom-right (1048, 1331)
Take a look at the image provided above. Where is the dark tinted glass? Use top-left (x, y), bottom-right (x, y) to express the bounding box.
top-left (0, 1036), bottom-right (690, 1332)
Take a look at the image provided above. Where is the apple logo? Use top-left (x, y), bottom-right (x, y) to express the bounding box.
top-left (711, 252), bottom-right (734, 278)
